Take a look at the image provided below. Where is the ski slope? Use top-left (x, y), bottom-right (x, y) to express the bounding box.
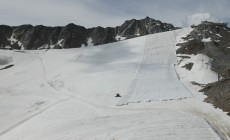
top-left (118, 31), bottom-right (192, 105)
top-left (0, 29), bottom-right (230, 140)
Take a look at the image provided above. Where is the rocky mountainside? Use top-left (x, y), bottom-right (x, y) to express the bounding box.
top-left (176, 21), bottom-right (230, 114)
top-left (0, 17), bottom-right (176, 50)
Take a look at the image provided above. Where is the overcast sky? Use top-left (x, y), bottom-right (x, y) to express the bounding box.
top-left (0, 0), bottom-right (229, 28)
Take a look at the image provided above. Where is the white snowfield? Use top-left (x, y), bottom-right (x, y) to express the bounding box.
top-left (0, 28), bottom-right (230, 140)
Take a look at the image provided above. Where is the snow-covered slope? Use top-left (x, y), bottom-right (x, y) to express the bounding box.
top-left (118, 31), bottom-right (192, 105)
top-left (0, 29), bottom-right (230, 140)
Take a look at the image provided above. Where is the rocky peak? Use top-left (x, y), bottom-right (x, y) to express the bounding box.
top-left (189, 21), bottom-right (229, 46)
top-left (117, 17), bottom-right (175, 38)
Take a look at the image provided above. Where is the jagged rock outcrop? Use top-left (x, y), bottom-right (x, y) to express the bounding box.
top-left (0, 17), bottom-right (176, 50)
top-left (176, 21), bottom-right (230, 114)
top-left (115, 17), bottom-right (175, 38)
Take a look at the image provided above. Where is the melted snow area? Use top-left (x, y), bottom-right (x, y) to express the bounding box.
top-left (0, 28), bottom-right (230, 140)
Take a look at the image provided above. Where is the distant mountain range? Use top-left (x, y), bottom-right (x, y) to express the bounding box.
top-left (0, 17), bottom-right (176, 50)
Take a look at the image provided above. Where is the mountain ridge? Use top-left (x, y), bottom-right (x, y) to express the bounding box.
top-left (0, 17), bottom-right (176, 50)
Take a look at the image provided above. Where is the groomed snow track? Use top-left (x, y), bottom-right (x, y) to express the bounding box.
top-left (117, 31), bottom-right (192, 105)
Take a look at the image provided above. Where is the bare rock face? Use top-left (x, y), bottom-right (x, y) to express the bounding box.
top-left (176, 39), bottom-right (205, 55)
top-left (177, 21), bottom-right (230, 115)
top-left (0, 17), bottom-right (176, 50)
top-left (89, 27), bottom-right (116, 45)
top-left (0, 25), bottom-right (13, 48)
top-left (60, 24), bottom-right (88, 49)
top-left (116, 17), bottom-right (174, 37)
top-left (200, 79), bottom-right (230, 115)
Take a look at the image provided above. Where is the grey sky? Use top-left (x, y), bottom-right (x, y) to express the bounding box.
top-left (0, 0), bottom-right (229, 27)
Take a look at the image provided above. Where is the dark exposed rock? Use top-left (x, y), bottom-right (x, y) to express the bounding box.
top-left (89, 27), bottom-right (116, 45)
top-left (116, 18), bottom-right (175, 37)
top-left (60, 23), bottom-right (88, 48)
top-left (182, 63), bottom-right (194, 70)
top-left (176, 40), bottom-right (205, 55)
top-left (0, 25), bottom-right (13, 48)
top-left (0, 17), bottom-right (176, 50)
top-left (200, 79), bottom-right (230, 115)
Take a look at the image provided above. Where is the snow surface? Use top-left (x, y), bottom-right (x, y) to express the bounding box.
top-left (176, 53), bottom-right (218, 85)
top-left (0, 29), bottom-right (230, 140)
top-left (202, 37), bottom-right (212, 43)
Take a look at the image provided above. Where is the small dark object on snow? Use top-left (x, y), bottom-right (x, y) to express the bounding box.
top-left (115, 93), bottom-right (121, 97)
